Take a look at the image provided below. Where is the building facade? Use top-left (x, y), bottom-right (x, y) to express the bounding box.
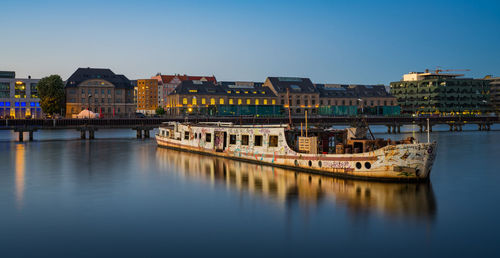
top-left (166, 80), bottom-right (279, 116)
top-left (316, 84), bottom-right (398, 116)
top-left (488, 77), bottom-right (500, 114)
top-left (136, 79), bottom-right (158, 114)
top-left (262, 77), bottom-right (320, 115)
top-left (390, 72), bottom-right (491, 114)
top-left (152, 74), bottom-right (217, 107)
top-left (0, 71), bottom-right (42, 118)
top-left (65, 68), bottom-right (135, 118)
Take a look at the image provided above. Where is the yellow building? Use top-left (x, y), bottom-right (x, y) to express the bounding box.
top-left (137, 79), bottom-right (158, 114)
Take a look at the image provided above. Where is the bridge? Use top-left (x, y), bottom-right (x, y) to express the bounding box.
top-left (1, 115), bottom-right (498, 141)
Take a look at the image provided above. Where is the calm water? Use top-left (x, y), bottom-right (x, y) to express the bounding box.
top-left (0, 126), bottom-right (499, 257)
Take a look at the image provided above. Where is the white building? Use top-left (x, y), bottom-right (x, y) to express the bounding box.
top-left (0, 71), bottom-right (42, 118)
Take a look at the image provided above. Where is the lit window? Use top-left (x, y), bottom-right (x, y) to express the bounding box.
top-left (219, 98), bottom-right (224, 105)
top-left (238, 99), bottom-right (242, 105)
top-left (210, 98), bottom-right (215, 105)
top-left (272, 99), bottom-right (276, 105)
top-left (192, 97), bottom-right (197, 105)
top-left (263, 99), bottom-right (268, 105)
top-left (183, 98), bottom-right (187, 105)
top-left (255, 99), bottom-right (259, 105)
top-left (246, 99), bottom-right (251, 105)
top-left (202, 98), bottom-right (206, 104)
top-left (229, 99), bottom-right (234, 105)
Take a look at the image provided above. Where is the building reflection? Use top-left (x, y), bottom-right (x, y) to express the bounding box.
top-left (156, 148), bottom-right (436, 221)
top-left (15, 143), bottom-right (25, 208)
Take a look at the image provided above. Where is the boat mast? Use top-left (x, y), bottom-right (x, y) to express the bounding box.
top-left (427, 118), bottom-right (430, 143)
top-left (305, 110), bottom-right (308, 137)
top-left (286, 88), bottom-right (292, 126)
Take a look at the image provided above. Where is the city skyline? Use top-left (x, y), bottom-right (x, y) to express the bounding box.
top-left (2, 0), bottom-right (500, 84)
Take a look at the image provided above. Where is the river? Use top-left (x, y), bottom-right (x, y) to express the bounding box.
top-left (0, 125), bottom-right (499, 257)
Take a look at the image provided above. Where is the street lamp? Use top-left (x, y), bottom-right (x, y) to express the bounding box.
top-left (88, 93), bottom-right (92, 119)
top-left (357, 98), bottom-right (363, 115)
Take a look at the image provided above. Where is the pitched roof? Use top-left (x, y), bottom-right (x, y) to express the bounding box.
top-left (153, 74), bottom-right (217, 84)
top-left (65, 68), bottom-right (132, 89)
top-left (266, 77), bottom-right (317, 93)
top-left (316, 84), bottom-right (393, 98)
top-left (169, 80), bottom-right (226, 95)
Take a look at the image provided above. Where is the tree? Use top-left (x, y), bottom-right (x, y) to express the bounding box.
top-left (156, 106), bottom-right (166, 116)
top-left (37, 75), bottom-right (65, 116)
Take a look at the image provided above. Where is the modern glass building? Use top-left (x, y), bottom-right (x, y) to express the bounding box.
top-left (0, 72), bottom-right (42, 118)
top-left (390, 72), bottom-right (491, 115)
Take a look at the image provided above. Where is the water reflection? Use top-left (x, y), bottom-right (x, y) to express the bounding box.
top-left (15, 144), bottom-right (25, 208)
top-left (156, 147), bottom-right (437, 222)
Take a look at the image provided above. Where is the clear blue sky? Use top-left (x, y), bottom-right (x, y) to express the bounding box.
top-left (1, 0), bottom-right (499, 84)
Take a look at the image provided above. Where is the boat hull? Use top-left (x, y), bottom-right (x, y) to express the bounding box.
top-left (156, 135), bottom-right (436, 182)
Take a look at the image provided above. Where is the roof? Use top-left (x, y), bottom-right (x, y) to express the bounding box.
top-left (316, 84), bottom-right (392, 98)
top-left (65, 68), bottom-right (132, 89)
top-left (153, 74), bottom-right (217, 84)
top-left (265, 77), bottom-right (317, 93)
top-left (169, 80), bottom-right (277, 97)
top-left (169, 80), bottom-right (226, 95)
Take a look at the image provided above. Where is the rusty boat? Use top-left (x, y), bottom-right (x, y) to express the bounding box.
top-left (155, 122), bottom-right (437, 181)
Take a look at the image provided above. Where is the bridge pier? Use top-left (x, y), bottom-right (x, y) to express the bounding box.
top-left (81, 130), bottom-right (86, 139)
top-left (396, 125), bottom-right (401, 134)
top-left (18, 131), bottom-right (23, 142)
top-left (29, 131), bottom-right (34, 141)
top-left (89, 130), bottom-right (95, 139)
top-left (386, 125), bottom-right (391, 134)
top-left (391, 124), bottom-right (397, 134)
top-left (137, 130), bottom-right (142, 139)
top-left (144, 130), bottom-right (150, 138)
top-left (419, 124), bottom-right (424, 133)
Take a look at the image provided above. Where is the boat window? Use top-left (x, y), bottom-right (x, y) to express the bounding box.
top-left (269, 135), bottom-right (278, 147)
top-left (184, 131), bottom-right (189, 140)
top-left (241, 135), bottom-right (249, 145)
top-left (254, 135), bottom-right (263, 146)
top-left (206, 133), bottom-right (212, 142)
top-left (229, 135), bottom-right (237, 145)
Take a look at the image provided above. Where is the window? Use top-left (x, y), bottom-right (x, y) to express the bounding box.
top-left (210, 98), bottom-right (215, 105)
top-left (269, 135), bottom-right (278, 147)
top-left (229, 135), bottom-right (237, 145)
top-left (219, 98), bottom-right (224, 105)
top-left (272, 99), bottom-right (276, 105)
top-left (254, 135), bottom-right (263, 146)
top-left (184, 131), bottom-right (189, 140)
top-left (263, 99), bottom-right (268, 105)
top-left (255, 99), bottom-right (259, 105)
top-left (182, 98), bottom-right (188, 105)
top-left (246, 99), bottom-right (250, 105)
top-left (241, 135), bottom-right (249, 145)
top-left (312, 100), bottom-right (315, 105)
top-left (205, 133), bottom-right (212, 142)
top-left (192, 97), bottom-right (197, 105)
top-left (202, 98), bottom-right (206, 105)
top-left (238, 99), bottom-right (242, 105)
top-left (281, 99), bottom-right (285, 105)
top-left (305, 100), bottom-right (308, 106)
top-left (296, 99), bottom-right (300, 105)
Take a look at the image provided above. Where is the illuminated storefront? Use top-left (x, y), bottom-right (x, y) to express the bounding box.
top-left (0, 72), bottom-right (42, 118)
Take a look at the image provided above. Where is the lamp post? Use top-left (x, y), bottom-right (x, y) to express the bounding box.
top-left (357, 98), bottom-right (363, 115)
top-left (88, 93), bottom-right (92, 119)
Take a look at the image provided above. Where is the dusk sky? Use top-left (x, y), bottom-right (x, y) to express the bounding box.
top-left (2, 0), bottom-right (499, 84)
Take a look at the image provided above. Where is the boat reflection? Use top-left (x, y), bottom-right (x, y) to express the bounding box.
top-left (156, 148), bottom-right (436, 221)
